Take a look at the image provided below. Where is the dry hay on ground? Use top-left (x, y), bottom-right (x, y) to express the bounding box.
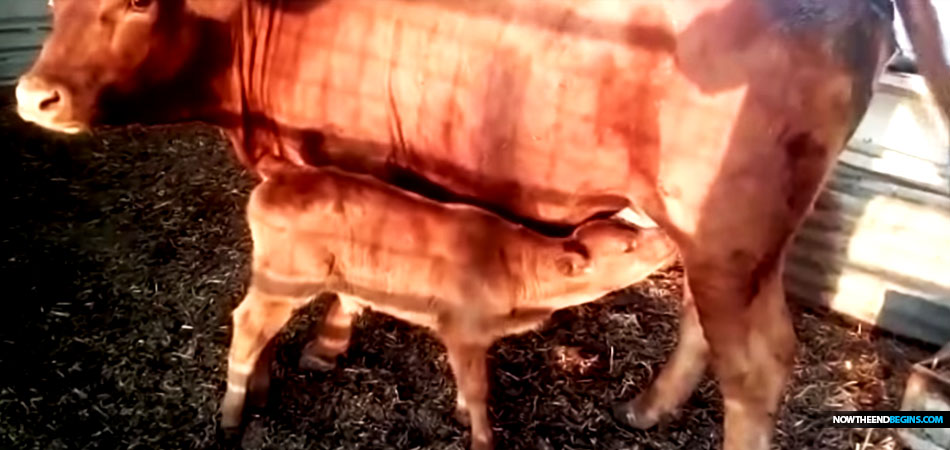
top-left (0, 92), bottom-right (934, 449)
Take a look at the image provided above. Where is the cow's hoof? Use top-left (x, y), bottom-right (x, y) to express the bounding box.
top-left (299, 353), bottom-right (337, 372)
top-left (612, 399), bottom-right (659, 430)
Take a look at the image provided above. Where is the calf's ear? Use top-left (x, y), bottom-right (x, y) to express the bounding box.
top-left (186, 0), bottom-right (240, 21)
top-left (555, 252), bottom-right (590, 277)
top-left (555, 239), bottom-right (592, 276)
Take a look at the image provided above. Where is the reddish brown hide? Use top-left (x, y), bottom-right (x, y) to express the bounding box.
top-left (221, 166), bottom-right (676, 449)
top-left (16, 1), bottom-right (950, 449)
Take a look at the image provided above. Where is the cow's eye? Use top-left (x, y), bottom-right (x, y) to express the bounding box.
top-left (129, 0), bottom-right (153, 10)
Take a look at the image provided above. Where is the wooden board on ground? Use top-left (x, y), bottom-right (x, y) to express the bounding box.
top-left (786, 71), bottom-right (950, 345)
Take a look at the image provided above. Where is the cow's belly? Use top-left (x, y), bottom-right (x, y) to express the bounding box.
top-left (249, 0), bottom-right (876, 229)
top-left (247, 0), bottom-right (711, 224)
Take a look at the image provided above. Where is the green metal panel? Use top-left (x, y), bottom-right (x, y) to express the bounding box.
top-left (0, 0), bottom-right (49, 85)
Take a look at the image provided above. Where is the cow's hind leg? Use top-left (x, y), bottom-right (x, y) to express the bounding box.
top-left (614, 277), bottom-right (709, 428)
top-left (443, 334), bottom-right (493, 450)
top-left (221, 287), bottom-right (301, 429)
top-left (299, 293), bottom-right (364, 371)
top-left (612, 125), bottom-right (835, 447)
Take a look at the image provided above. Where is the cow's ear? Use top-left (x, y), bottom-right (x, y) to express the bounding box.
top-left (185, 0), bottom-right (240, 21)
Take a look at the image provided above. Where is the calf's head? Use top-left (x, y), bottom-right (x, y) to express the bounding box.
top-left (16, 0), bottom-right (237, 133)
top-left (554, 222), bottom-right (676, 290)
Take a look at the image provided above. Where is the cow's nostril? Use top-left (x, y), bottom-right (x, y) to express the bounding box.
top-left (38, 89), bottom-right (61, 111)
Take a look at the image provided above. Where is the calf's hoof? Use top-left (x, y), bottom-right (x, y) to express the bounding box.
top-left (299, 353), bottom-right (337, 372)
top-left (612, 399), bottom-right (660, 430)
top-left (471, 433), bottom-right (494, 450)
top-left (218, 407), bottom-right (245, 446)
top-left (217, 422), bottom-right (243, 447)
top-left (246, 371), bottom-right (271, 410)
top-left (454, 406), bottom-right (471, 426)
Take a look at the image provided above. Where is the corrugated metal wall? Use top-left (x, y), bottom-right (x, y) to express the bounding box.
top-left (0, 0), bottom-right (49, 85)
top-left (785, 73), bottom-right (950, 344)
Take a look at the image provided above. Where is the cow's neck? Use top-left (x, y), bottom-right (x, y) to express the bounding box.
top-left (197, 6), bottom-right (329, 171)
top-left (98, 17), bottom-right (239, 129)
top-left (172, 18), bottom-right (244, 123)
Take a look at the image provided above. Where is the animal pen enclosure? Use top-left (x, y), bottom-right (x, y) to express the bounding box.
top-left (1, 3), bottom-right (947, 346)
top-left (0, 4), bottom-right (948, 449)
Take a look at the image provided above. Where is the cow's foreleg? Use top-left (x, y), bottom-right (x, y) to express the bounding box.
top-left (687, 252), bottom-right (796, 450)
top-left (221, 287), bottom-right (300, 429)
top-left (299, 293), bottom-right (364, 371)
top-left (443, 335), bottom-right (493, 450)
top-left (614, 277), bottom-right (709, 428)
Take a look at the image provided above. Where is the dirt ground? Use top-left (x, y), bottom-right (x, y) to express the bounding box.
top-left (0, 90), bottom-right (937, 450)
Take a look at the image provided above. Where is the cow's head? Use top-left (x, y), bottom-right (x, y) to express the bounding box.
top-left (16, 0), bottom-right (238, 133)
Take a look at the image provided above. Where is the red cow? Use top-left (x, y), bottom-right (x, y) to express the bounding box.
top-left (15, 1), bottom-right (950, 449)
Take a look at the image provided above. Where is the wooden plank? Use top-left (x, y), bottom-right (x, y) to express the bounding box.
top-left (900, 361), bottom-right (950, 449)
top-left (838, 148), bottom-right (950, 197)
top-left (826, 164), bottom-right (950, 208)
top-left (877, 72), bottom-right (937, 100)
top-left (846, 137), bottom-right (950, 171)
top-left (848, 74), bottom-right (949, 203)
top-left (833, 162), bottom-right (950, 200)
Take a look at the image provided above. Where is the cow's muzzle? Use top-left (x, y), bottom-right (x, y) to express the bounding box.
top-left (16, 75), bottom-right (86, 134)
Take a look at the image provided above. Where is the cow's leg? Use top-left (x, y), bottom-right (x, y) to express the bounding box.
top-left (443, 335), bottom-right (493, 450)
top-left (299, 293), bottom-right (363, 371)
top-left (614, 277), bottom-right (709, 428)
top-left (221, 287), bottom-right (300, 429)
top-left (687, 249), bottom-right (796, 450)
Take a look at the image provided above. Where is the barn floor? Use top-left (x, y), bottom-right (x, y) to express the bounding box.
top-left (0, 90), bottom-right (937, 450)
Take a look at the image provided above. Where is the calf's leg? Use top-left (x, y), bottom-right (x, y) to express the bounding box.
top-left (300, 293), bottom-right (364, 371)
top-left (614, 277), bottom-right (709, 428)
top-left (221, 287), bottom-right (301, 429)
top-left (443, 335), bottom-right (493, 450)
top-left (246, 338), bottom-right (277, 410)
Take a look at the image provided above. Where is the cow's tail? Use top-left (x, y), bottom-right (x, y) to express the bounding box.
top-left (895, 0), bottom-right (950, 125)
